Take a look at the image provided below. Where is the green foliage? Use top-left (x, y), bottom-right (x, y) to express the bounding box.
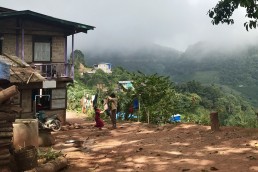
top-left (225, 112), bottom-right (258, 128)
top-left (38, 148), bottom-right (64, 161)
top-left (132, 72), bottom-right (178, 124)
top-left (82, 69), bottom-right (111, 88)
top-left (182, 107), bottom-right (210, 125)
top-left (176, 80), bottom-right (257, 127)
top-left (208, 0), bottom-right (258, 30)
top-left (69, 49), bottom-right (86, 69)
top-left (68, 49), bottom-right (258, 128)
top-left (67, 80), bottom-right (94, 112)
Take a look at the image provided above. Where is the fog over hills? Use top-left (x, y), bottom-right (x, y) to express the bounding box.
top-left (85, 40), bottom-right (258, 68)
top-left (82, 41), bottom-right (258, 106)
top-left (85, 43), bottom-right (182, 68)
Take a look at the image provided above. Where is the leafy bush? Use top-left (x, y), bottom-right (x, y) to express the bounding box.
top-left (225, 112), bottom-right (258, 128)
top-left (37, 148), bottom-right (64, 162)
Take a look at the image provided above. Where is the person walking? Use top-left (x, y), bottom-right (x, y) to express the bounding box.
top-left (108, 93), bottom-right (118, 129)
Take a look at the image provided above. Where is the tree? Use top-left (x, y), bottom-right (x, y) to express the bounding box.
top-left (69, 50), bottom-right (86, 69)
top-left (132, 72), bottom-right (177, 124)
top-left (208, 0), bottom-right (258, 30)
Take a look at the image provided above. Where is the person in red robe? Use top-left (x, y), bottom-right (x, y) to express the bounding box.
top-left (94, 106), bottom-right (104, 130)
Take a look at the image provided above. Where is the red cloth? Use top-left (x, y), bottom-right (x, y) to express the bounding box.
top-left (129, 106), bottom-right (134, 113)
top-left (94, 109), bottom-right (104, 128)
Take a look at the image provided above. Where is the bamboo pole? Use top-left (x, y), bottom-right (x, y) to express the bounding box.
top-left (0, 85), bottom-right (19, 104)
top-left (27, 72), bottom-right (34, 84)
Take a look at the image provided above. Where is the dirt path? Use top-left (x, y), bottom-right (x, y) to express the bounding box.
top-left (51, 111), bottom-right (258, 172)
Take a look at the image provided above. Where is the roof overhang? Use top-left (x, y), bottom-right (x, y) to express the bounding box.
top-left (0, 10), bottom-right (95, 36)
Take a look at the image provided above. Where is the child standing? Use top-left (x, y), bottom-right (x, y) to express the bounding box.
top-left (94, 106), bottom-right (104, 130)
top-left (108, 93), bottom-right (118, 129)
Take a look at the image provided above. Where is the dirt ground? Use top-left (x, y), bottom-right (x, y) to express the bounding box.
top-left (51, 111), bottom-right (258, 172)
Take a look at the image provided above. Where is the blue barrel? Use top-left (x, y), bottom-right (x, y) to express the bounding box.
top-left (0, 61), bottom-right (10, 81)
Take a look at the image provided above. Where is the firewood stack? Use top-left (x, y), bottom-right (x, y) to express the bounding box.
top-left (0, 85), bottom-right (20, 170)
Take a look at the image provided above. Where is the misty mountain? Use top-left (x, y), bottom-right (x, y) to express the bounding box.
top-left (85, 43), bottom-right (182, 76)
top-left (84, 41), bottom-right (258, 85)
top-left (83, 41), bottom-right (258, 106)
top-left (183, 41), bottom-right (256, 61)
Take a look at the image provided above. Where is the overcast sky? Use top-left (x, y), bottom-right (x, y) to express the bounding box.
top-left (1, 0), bottom-right (258, 52)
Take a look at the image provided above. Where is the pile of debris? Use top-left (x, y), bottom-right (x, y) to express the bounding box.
top-left (0, 85), bottom-right (20, 171)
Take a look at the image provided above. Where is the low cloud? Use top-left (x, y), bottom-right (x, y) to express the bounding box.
top-left (1, 0), bottom-right (258, 53)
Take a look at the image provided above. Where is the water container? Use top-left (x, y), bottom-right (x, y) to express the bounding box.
top-left (13, 119), bottom-right (39, 149)
top-left (171, 114), bottom-right (181, 122)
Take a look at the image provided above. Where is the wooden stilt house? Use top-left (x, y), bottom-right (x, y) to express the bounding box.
top-left (0, 7), bottom-right (95, 123)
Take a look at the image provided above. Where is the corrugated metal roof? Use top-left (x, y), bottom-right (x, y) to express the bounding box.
top-left (0, 10), bottom-right (95, 35)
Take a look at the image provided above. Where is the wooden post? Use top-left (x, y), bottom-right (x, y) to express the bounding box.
top-left (210, 111), bottom-right (220, 131)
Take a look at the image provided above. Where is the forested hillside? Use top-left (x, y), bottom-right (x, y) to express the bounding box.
top-left (84, 42), bottom-right (258, 107)
top-left (68, 58), bottom-right (257, 128)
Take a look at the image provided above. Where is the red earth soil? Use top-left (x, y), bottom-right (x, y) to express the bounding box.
top-left (50, 111), bottom-right (258, 172)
